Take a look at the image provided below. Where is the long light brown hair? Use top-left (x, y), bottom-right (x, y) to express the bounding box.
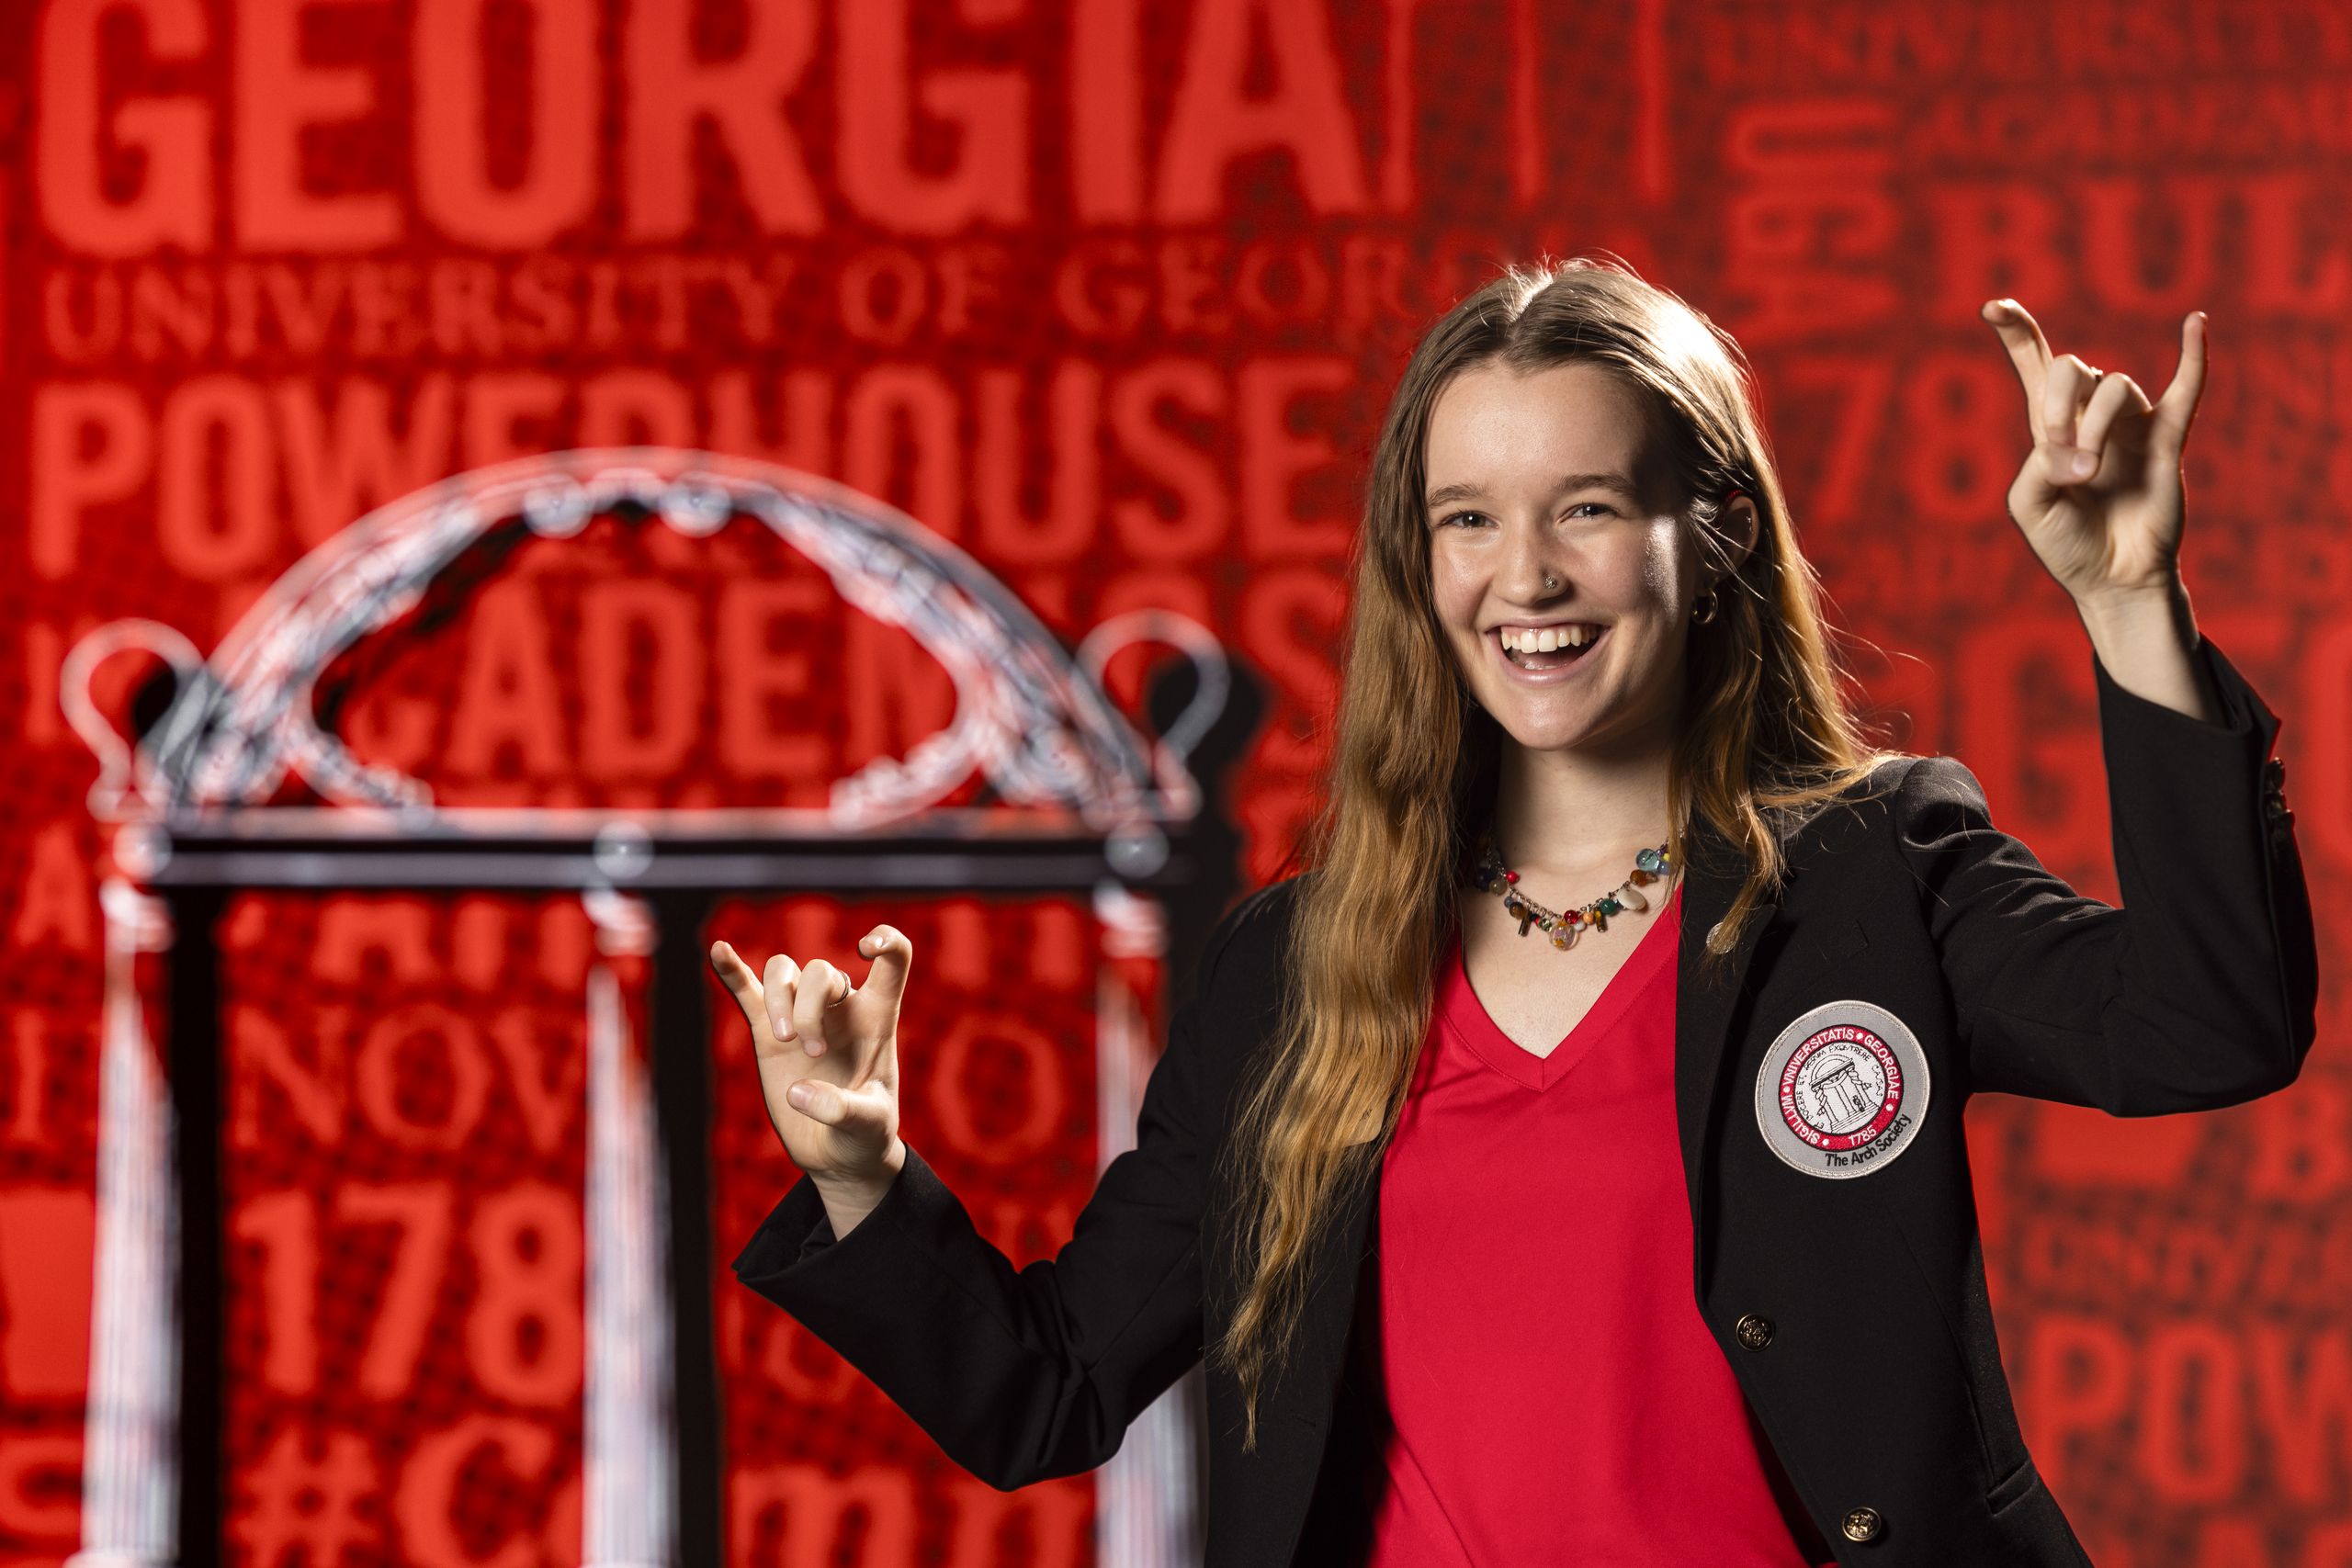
top-left (1206, 255), bottom-right (1910, 1450)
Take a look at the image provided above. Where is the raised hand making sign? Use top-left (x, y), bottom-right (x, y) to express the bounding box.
top-left (710, 930), bottom-right (914, 1238)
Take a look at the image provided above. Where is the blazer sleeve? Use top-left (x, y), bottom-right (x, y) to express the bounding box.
top-left (729, 886), bottom-right (1271, 1492)
top-left (1891, 632), bottom-right (2318, 1115)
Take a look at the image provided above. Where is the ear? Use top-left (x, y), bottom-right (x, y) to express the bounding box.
top-left (1715, 487), bottom-right (1762, 577)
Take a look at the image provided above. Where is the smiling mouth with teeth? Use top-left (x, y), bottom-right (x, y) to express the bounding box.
top-left (1498, 624), bottom-right (1603, 669)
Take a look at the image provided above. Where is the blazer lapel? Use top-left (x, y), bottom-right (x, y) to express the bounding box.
top-left (1212, 1124), bottom-right (1381, 1568)
top-left (1274, 1135), bottom-right (1381, 1433)
top-left (1673, 808), bottom-right (1776, 1297)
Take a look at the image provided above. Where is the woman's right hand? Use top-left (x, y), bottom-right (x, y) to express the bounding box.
top-left (709, 926), bottom-right (911, 1196)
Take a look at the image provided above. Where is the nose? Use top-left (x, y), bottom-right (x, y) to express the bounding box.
top-left (1498, 516), bottom-right (1565, 603)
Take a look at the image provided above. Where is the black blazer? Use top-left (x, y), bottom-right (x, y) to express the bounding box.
top-left (733, 633), bottom-right (2317, 1566)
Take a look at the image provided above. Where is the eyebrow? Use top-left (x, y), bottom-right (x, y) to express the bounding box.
top-left (1424, 472), bottom-right (1641, 510)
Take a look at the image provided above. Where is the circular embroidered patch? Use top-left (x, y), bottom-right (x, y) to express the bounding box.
top-left (1754, 999), bottom-right (1931, 1179)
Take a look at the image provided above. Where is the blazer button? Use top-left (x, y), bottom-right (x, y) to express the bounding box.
top-left (2265, 757), bottom-right (2287, 790)
top-left (1735, 1313), bottom-right (1774, 1350)
top-left (1841, 1506), bottom-right (1884, 1543)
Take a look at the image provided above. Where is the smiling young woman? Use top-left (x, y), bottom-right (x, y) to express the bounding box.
top-left (723, 254), bottom-right (2315, 1568)
top-left (1207, 259), bottom-right (1902, 1565)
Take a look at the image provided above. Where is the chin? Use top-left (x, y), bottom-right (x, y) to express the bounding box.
top-left (1485, 706), bottom-right (1599, 750)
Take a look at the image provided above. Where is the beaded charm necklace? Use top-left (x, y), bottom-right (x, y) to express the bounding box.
top-left (1469, 831), bottom-right (1675, 951)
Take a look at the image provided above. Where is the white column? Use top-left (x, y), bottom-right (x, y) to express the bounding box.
top-left (581, 888), bottom-right (676, 1568)
top-left (1090, 882), bottom-right (1201, 1568)
top-left (68, 878), bottom-right (180, 1568)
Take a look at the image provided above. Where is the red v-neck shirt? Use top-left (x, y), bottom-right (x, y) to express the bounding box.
top-left (1360, 883), bottom-right (1830, 1565)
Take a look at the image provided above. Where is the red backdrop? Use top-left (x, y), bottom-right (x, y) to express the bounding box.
top-left (2, 2), bottom-right (2348, 1564)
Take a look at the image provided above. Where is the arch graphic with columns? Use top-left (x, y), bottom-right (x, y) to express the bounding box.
top-left (64, 449), bottom-right (1236, 1568)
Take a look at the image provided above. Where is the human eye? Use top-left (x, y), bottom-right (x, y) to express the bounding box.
top-left (1433, 510), bottom-right (1494, 530)
top-left (1566, 502), bottom-right (1616, 520)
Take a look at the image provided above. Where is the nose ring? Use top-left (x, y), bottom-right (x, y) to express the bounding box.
top-left (1543, 572), bottom-right (1559, 592)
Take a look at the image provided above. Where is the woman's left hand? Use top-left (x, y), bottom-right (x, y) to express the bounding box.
top-left (1981, 299), bottom-right (2209, 606)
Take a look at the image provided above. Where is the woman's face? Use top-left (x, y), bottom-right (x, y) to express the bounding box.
top-left (1424, 359), bottom-right (1715, 759)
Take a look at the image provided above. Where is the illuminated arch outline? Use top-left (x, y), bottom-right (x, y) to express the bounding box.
top-left (109, 446), bottom-right (1218, 838)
